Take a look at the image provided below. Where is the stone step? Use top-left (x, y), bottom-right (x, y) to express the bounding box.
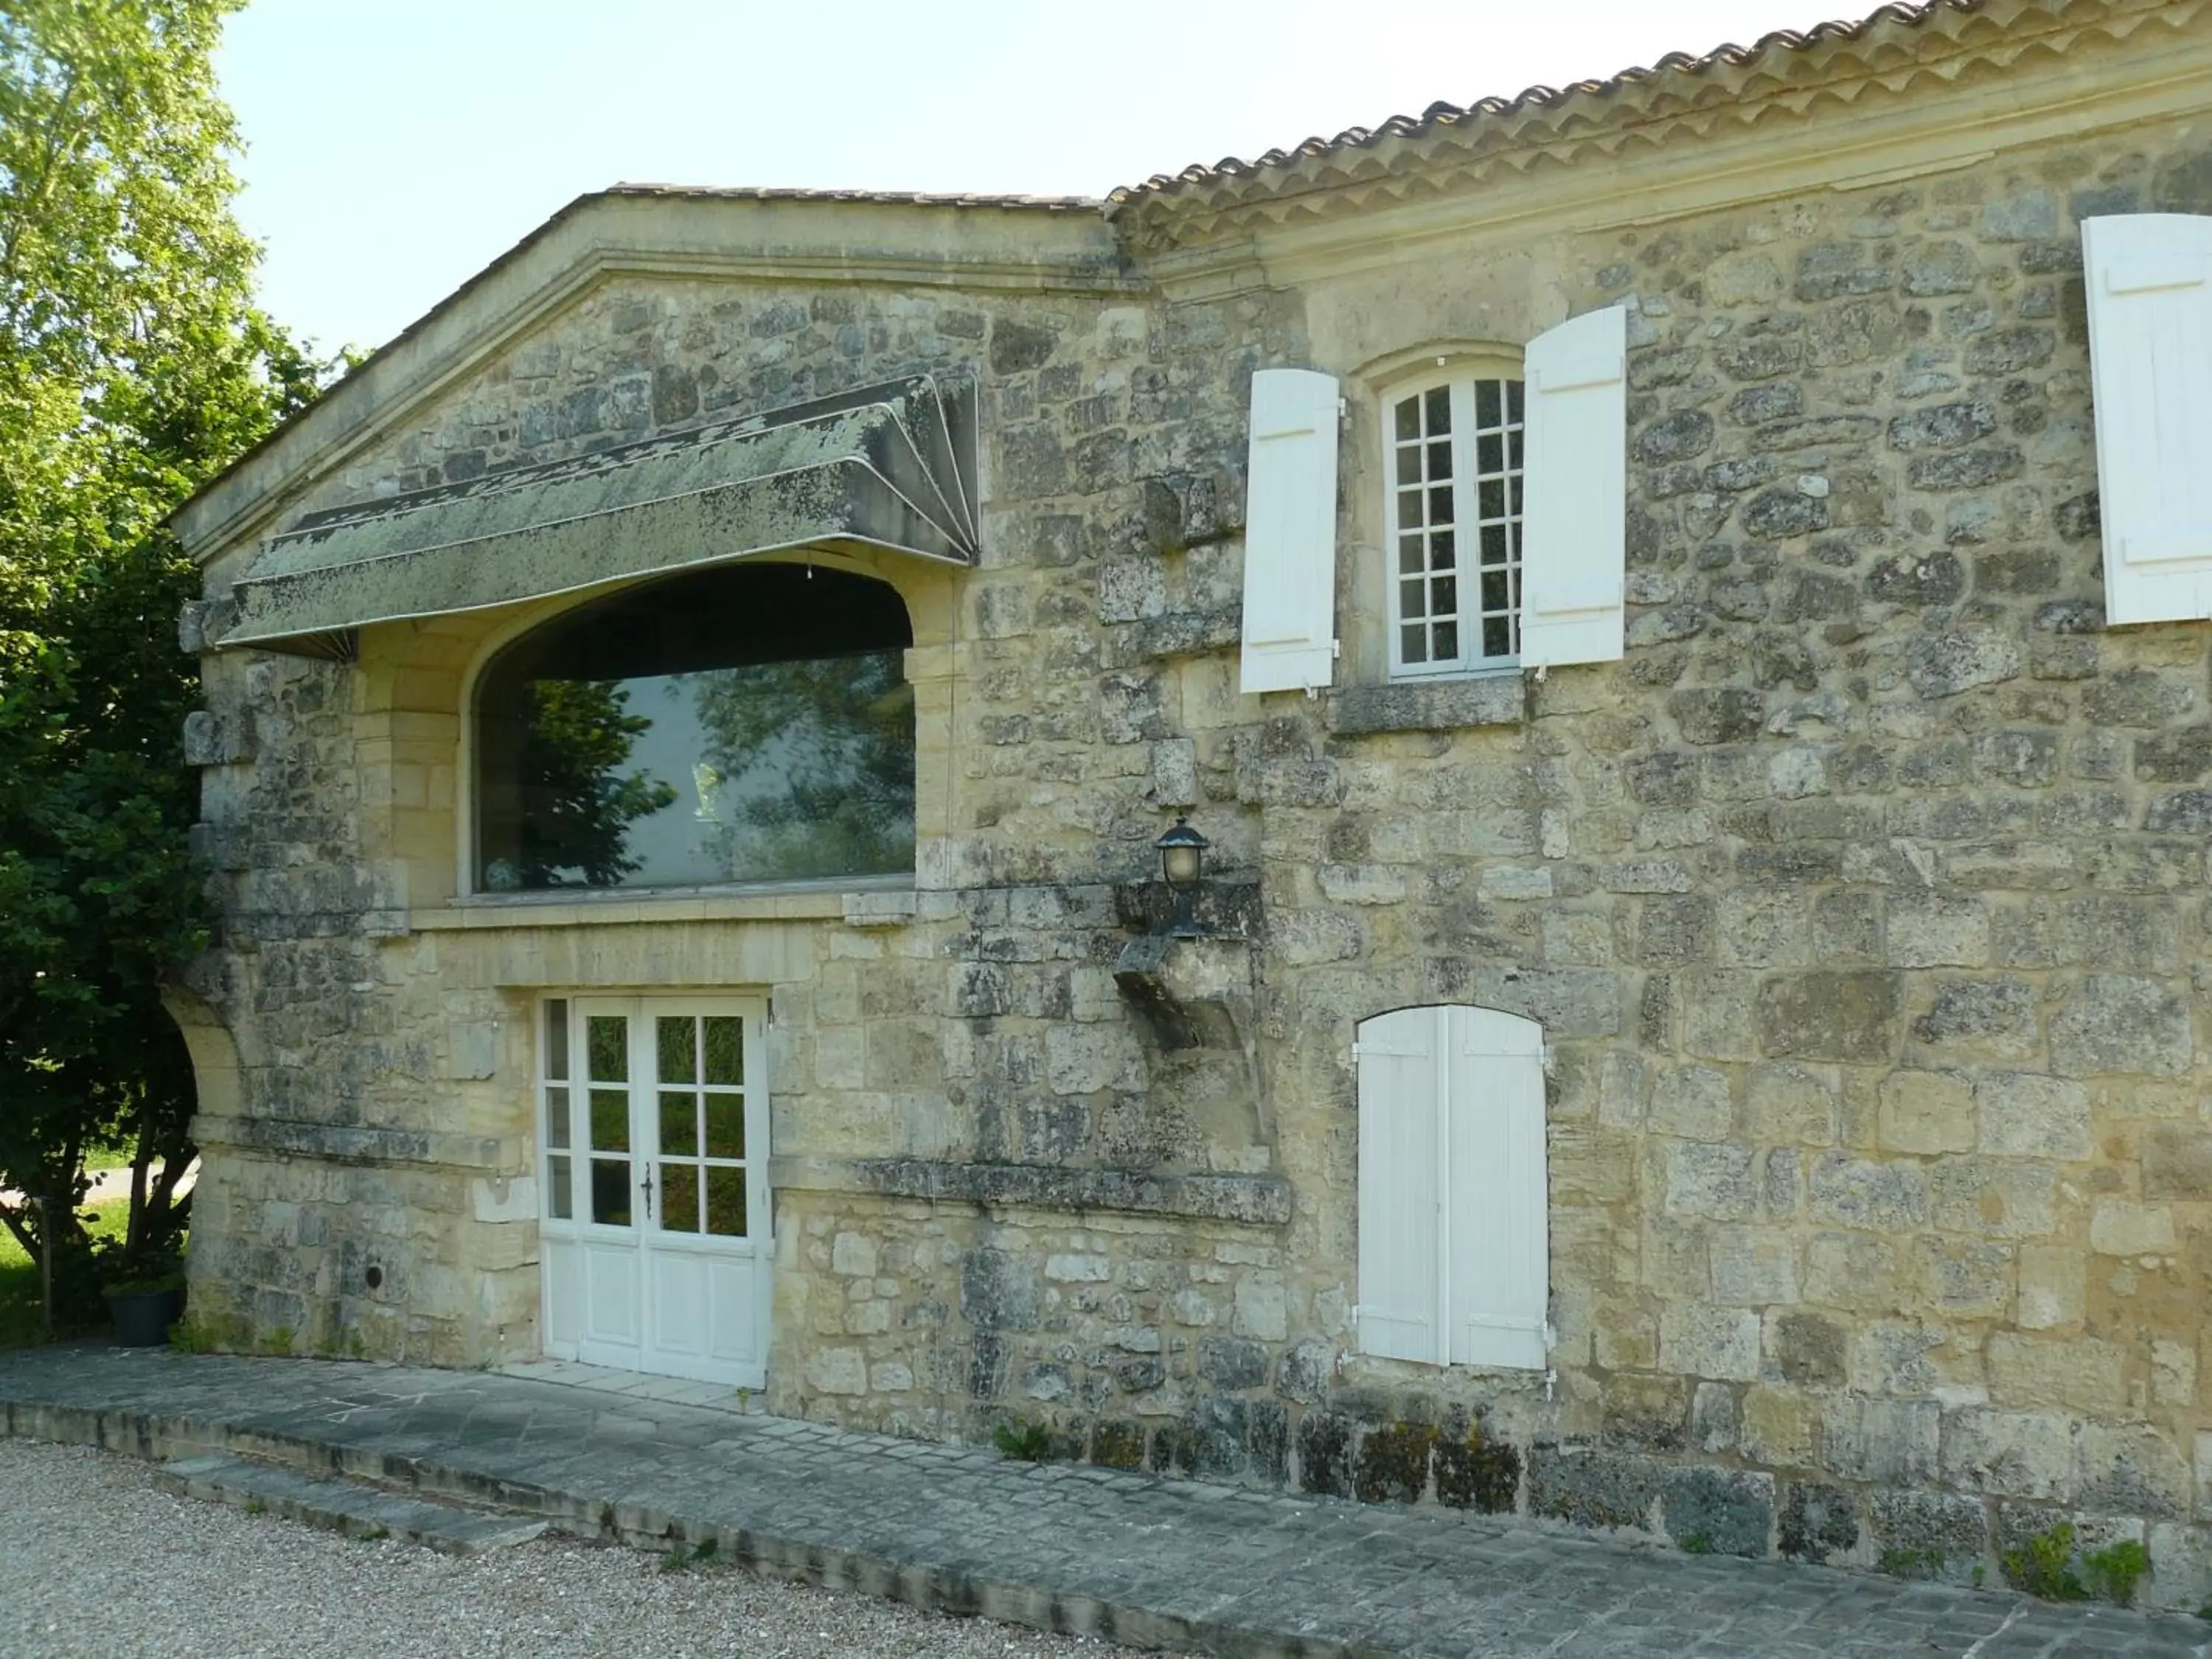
top-left (153, 1453), bottom-right (548, 1555)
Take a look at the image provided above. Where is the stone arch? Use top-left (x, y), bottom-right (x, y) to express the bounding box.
top-left (158, 980), bottom-right (241, 1124)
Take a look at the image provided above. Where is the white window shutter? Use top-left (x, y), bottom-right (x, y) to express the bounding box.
top-left (2082, 214), bottom-right (2212, 626)
top-left (1239, 367), bottom-right (1340, 693)
top-left (1354, 1006), bottom-right (1444, 1364)
top-left (1520, 307), bottom-right (1627, 668)
top-left (1444, 1007), bottom-right (1549, 1370)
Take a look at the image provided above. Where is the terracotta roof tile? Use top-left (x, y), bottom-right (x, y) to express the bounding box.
top-left (1109, 0), bottom-right (1973, 203)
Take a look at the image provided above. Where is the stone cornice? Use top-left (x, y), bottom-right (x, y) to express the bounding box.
top-left (173, 190), bottom-right (1143, 568)
top-left (1110, 0), bottom-right (2209, 277)
top-left (192, 1112), bottom-right (515, 1174)
top-left (769, 1156), bottom-right (1295, 1225)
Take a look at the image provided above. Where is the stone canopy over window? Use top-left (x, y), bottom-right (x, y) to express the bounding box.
top-left (475, 563), bottom-right (916, 894)
top-left (213, 373), bottom-right (977, 658)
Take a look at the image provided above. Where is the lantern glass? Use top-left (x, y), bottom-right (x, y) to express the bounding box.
top-left (1155, 817), bottom-right (1208, 892)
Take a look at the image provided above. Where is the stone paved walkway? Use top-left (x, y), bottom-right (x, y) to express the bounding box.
top-left (1, 1346), bottom-right (2206, 1659)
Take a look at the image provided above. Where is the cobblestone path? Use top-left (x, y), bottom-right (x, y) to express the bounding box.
top-left (1, 1346), bottom-right (2206, 1658)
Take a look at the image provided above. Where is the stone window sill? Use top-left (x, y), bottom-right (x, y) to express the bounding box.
top-left (1326, 673), bottom-right (1525, 737)
top-left (411, 874), bottom-right (914, 933)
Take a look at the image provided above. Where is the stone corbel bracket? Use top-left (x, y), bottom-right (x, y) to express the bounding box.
top-left (1110, 874), bottom-right (1268, 1141)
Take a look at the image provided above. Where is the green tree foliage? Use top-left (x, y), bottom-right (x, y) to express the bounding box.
top-left (512, 679), bottom-right (678, 886)
top-left (0, 0), bottom-right (329, 1307)
top-left (692, 650), bottom-right (916, 881)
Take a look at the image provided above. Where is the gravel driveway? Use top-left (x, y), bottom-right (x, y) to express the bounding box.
top-left (0, 1439), bottom-right (1142, 1659)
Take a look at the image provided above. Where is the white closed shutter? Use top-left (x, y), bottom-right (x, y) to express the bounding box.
top-left (2083, 214), bottom-right (2212, 626)
top-left (1239, 367), bottom-right (1340, 693)
top-left (1357, 1004), bottom-right (1549, 1371)
top-left (1444, 1006), bottom-right (1549, 1370)
top-left (1354, 1006), bottom-right (1444, 1363)
top-left (1520, 307), bottom-right (1627, 667)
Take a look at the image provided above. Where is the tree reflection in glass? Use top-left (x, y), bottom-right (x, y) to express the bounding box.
top-left (692, 650), bottom-right (914, 882)
top-left (476, 563), bottom-right (915, 892)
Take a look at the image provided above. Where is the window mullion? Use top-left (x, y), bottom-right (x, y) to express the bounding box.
top-left (1448, 381), bottom-right (1481, 674)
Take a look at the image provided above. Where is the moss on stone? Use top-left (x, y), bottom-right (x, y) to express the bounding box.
top-left (1297, 1411), bottom-right (1353, 1499)
top-left (1090, 1419), bottom-right (1146, 1470)
top-left (1433, 1426), bottom-right (1521, 1513)
top-left (1354, 1422), bottom-right (1436, 1505)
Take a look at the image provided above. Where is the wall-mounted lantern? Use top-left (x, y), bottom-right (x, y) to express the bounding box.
top-left (1155, 815), bottom-right (1209, 936)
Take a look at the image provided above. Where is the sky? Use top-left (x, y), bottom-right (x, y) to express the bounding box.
top-left (215, 0), bottom-right (1848, 356)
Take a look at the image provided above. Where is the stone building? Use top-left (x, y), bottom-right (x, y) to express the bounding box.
top-left (168, 0), bottom-right (2212, 1604)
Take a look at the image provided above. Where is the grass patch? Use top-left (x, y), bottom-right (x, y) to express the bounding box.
top-left (2003, 1523), bottom-right (2088, 1602)
top-left (2084, 1540), bottom-right (2151, 1607)
top-left (1878, 1545), bottom-right (1947, 1580)
top-left (992, 1418), bottom-right (1056, 1463)
top-left (0, 1195), bottom-right (138, 1348)
top-left (660, 1536), bottom-right (720, 1573)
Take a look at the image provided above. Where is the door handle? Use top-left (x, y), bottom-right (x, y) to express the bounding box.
top-left (639, 1166), bottom-right (653, 1220)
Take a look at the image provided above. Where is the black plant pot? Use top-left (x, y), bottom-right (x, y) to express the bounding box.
top-left (106, 1287), bottom-right (185, 1348)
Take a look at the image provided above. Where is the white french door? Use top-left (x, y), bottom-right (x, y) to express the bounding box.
top-left (536, 995), bottom-right (772, 1387)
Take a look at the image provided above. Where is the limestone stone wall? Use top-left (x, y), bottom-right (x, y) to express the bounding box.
top-left (182, 111), bottom-right (2212, 1605)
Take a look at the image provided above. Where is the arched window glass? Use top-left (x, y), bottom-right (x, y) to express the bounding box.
top-left (476, 563), bottom-right (914, 892)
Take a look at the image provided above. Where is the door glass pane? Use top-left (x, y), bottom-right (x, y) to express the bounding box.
top-left (587, 1015), bottom-right (627, 1082)
top-left (703, 1017), bottom-right (743, 1087)
top-left (705, 1166), bottom-right (748, 1237)
top-left (589, 1088), bottom-right (630, 1152)
top-left (544, 999), bottom-right (568, 1080)
top-left (659, 1092), bottom-right (698, 1157)
top-left (545, 1087), bottom-right (570, 1150)
top-left (657, 1016), bottom-right (695, 1085)
top-left (660, 1164), bottom-right (700, 1234)
top-left (590, 1158), bottom-right (632, 1226)
top-left (546, 1154), bottom-right (572, 1220)
top-left (703, 1095), bottom-right (745, 1160)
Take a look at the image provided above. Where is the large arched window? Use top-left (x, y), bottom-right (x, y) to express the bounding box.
top-left (475, 563), bottom-right (915, 893)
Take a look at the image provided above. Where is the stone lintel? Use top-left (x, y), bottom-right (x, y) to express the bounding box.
top-left (769, 1155), bottom-right (1293, 1225)
top-left (192, 1113), bottom-right (513, 1174)
top-left (1326, 674), bottom-right (1525, 736)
